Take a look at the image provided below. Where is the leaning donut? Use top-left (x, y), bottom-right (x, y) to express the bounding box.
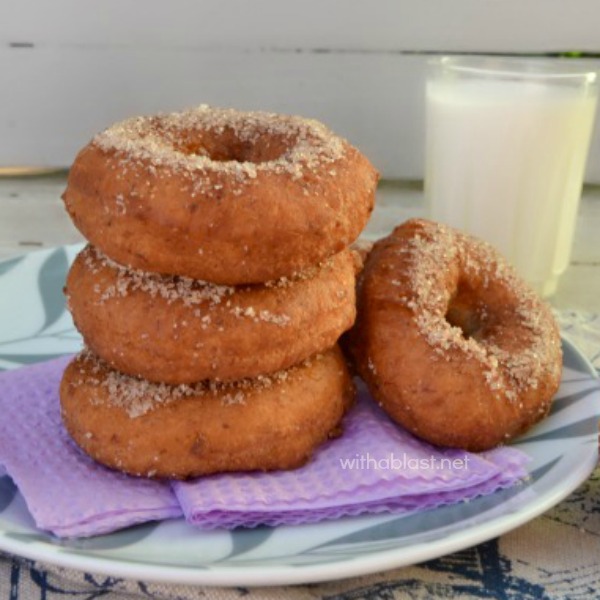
top-left (60, 347), bottom-right (354, 479)
top-left (349, 218), bottom-right (562, 451)
top-left (62, 105), bottom-right (378, 284)
top-left (66, 245), bottom-right (358, 384)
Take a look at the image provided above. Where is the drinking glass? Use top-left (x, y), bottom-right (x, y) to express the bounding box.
top-left (425, 55), bottom-right (599, 297)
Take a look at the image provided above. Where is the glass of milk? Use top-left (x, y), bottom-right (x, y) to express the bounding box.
top-left (425, 55), bottom-right (599, 297)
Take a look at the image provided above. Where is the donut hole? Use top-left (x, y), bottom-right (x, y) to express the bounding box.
top-left (177, 129), bottom-right (291, 164)
top-left (445, 281), bottom-right (485, 340)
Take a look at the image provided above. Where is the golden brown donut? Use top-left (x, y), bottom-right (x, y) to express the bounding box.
top-left (66, 245), bottom-right (358, 384)
top-left (62, 105), bottom-right (378, 284)
top-left (60, 347), bottom-right (354, 479)
top-left (349, 218), bottom-right (562, 451)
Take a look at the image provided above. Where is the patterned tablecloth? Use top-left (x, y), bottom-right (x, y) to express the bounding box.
top-left (1, 311), bottom-right (599, 600)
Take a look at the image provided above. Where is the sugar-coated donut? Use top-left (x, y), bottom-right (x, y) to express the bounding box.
top-left (66, 245), bottom-right (359, 384)
top-left (62, 105), bottom-right (378, 284)
top-left (349, 219), bottom-right (562, 451)
top-left (60, 347), bottom-right (354, 479)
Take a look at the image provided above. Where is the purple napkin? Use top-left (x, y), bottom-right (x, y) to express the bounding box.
top-left (174, 387), bottom-right (527, 528)
top-left (0, 356), bottom-right (182, 537)
top-left (0, 357), bottom-right (529, 538)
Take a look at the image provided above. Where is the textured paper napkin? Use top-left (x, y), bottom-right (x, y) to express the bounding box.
top-left (0, 356), bottom-right (528, 538)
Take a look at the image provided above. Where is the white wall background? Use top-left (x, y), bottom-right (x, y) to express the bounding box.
top-left (1, 0), bottom-right (599, 180)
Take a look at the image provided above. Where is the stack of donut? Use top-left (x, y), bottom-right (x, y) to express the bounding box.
top-left (59, 105), bottom-right (379, 479)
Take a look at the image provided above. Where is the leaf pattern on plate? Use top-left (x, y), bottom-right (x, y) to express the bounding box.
top-left (0, 256), bottom-right (25, 278)
top-left (4, 531), bottom-right (53, 545)
top-left (549, 386), bottom-right (600, 415)
top-left (64, 522), bottom-right (162, 552)
top-left (0, 353), bottom-right (73, 365)
top-left (521, 415), bottom-right (600, 443)
top-left (224, 526), bottom-right (274, 560)
top-left (36, 247), bottom-right (69, 334)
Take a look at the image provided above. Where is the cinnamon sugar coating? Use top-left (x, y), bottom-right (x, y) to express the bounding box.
top-left (66, 245), bottom-right (358, 384)
top-left (59, 347), bottom-right (354, 479)
top-left (349, 218), bottom-right (562, 451)
top-left (62, 105), bottom-right (378, 284)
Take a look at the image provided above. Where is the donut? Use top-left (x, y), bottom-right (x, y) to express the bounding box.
top-left (60, 347), bottom-right (354, 479)
top-left (62, 105), bottom-right (378, 284)
top-left (66, 245), bottom-right (359, 384)
top-left (349, 218), bottom-right (562, 451)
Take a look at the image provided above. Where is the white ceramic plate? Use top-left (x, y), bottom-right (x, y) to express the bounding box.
top-left (0, 246), bottom-right (598, 586)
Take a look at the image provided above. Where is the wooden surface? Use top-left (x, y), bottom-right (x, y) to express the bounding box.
top-left (7, 0), bottom-right (600, 50)
top-left (0, 173), bottom-right (598, 312)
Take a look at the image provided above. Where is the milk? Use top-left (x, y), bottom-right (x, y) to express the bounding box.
top-left (425, 77), bottom-right (598, 297)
